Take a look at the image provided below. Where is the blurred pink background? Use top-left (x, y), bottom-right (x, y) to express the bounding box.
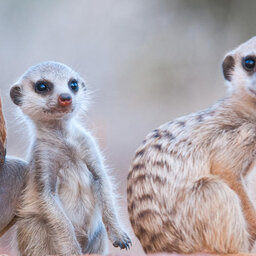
top-left (0, 0), bottom-right (256, 255)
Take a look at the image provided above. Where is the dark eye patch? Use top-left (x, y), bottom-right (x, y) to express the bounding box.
top-left (68, 79), bottom-right (79, 93)
top-left (242, 55), bottom-right (256, 72)
top-left (34, 80), bottom-right (53, 95)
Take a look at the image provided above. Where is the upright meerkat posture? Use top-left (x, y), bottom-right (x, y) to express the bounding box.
top-left (127, 37), bottom-right (256, 254)
top-left (10, 61), bottom-right (131, 256)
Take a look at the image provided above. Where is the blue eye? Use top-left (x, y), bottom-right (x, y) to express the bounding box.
top-left (69, 80), bottom-right (79, 92)
top-left (243, 56), bottom-right (255, 71)
top-left (35, 82), bottom-right (49, 93)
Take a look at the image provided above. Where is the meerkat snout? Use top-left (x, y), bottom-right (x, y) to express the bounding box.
top-left (58, 93), bottom-right (72, 107)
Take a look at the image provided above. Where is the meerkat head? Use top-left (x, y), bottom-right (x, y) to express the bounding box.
top-left (222, 36), bottom-right (256, 98)
top-left (10, 61), bottom-right (88, 122)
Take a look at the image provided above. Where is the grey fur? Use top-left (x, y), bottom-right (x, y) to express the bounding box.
top-left (0, 157), bottom-right (28, 235)
top-left (11, 61), bottom-right (131, 256)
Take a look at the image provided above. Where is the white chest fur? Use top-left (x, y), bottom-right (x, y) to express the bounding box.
top-left (57, 160), bottom-right (96, 231)
top-left (53, 134), bottom-right (97, 233)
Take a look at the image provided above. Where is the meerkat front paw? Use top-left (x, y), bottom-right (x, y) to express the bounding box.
top-left (112, 230), bottom-right (132, 250)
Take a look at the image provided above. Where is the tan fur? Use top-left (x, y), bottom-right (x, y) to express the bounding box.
top-left (0, 97), bottom-right (6, 161)
top-left (127, 37), bottom-right (256, 254)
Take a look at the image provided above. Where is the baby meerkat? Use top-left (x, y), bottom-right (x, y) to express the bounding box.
top-left (10, 61), bottom-right (131, 256)
top-left (127, 36), bottom-right (256, 254)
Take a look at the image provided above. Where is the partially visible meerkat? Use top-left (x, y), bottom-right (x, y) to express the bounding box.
top-left (10, 61), bottom-right (131, 256)
top-left (0, 97), bottom-right (28, 236)
top-left (127, 36), bottom-right (256, 254)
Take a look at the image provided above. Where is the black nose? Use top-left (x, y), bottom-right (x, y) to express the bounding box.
top-left (59, 93), bottom-right (72, 101)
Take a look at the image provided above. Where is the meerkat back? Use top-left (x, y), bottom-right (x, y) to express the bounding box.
top-left (127, 37), bottom-right (256, 254)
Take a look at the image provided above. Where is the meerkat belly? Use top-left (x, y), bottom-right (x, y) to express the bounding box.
top-left (57, 160), bottom-right (97, 233)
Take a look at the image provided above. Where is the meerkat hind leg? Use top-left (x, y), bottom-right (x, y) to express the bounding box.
top-left (17, 215), bottom-right (80, 256)
top-left (140, 175), bottom-right (250, 254)
top-left (17, 216), bottom-right (51, 256)
top-left (179, 176), bottom-right (250, 253)
top-left (83, 222), bottom-right (108, 254)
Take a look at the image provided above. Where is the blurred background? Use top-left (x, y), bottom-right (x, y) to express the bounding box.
top-left (0, 0), bottom-right (256, 255)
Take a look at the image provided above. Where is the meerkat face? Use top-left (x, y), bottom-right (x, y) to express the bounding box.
top-left (10, 61), bottom-right (88, 122)
top-left (222, 36), bottom-right (256, 98)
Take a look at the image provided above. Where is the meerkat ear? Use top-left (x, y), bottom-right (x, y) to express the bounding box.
top-left (10, 85), bottom-right (23, 106)
top-left (222, 55), bottom-right (235, 81)
top-left (80, 78), bottom-right (87, 91)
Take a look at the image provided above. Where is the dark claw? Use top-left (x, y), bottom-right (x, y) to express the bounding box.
top-left (113, 235), bottom-right (132, 250)
top-left (113, 240), bottom-right (132, 250)
top-left (113, 241), bottom-right (119, 248)
top-left (127, 239), bottom-right (132, 249)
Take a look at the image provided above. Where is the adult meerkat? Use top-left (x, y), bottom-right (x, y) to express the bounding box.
top-left (127, 36), bottom-right (256, 254)
top-left (10, 61), bottom-right (131, 256)
top-left (0, 97), bottom-right (28, 236)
